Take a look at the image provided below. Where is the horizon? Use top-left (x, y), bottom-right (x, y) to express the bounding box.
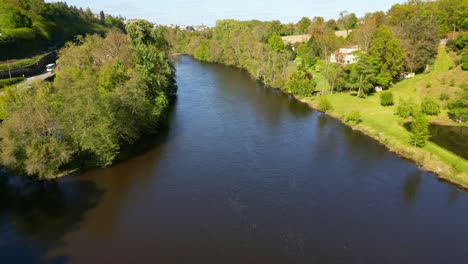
top-left (44, 0), bottom-right (405, 26)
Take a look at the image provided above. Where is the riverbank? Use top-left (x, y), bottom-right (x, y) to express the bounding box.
top-left (299, 95), bottom-right (468, 189)
top-left (295, 46), bottom-right (468, 188)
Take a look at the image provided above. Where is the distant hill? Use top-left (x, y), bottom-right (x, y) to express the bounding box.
top-left (0, 0), bottom-right (125, 60)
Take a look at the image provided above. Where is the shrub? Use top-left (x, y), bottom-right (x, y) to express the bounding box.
top-left (447, 98), bottom-right (468, 122)
top-left (285, 71), bottom-right (317, 97)
top-left (344, 110), bottom-right (362, 125)
top-left (425, 83), bottom-right (431, 88)
top-left (440, 93), bottom-right (449, 101)
top-left (410, 112), bottom-right (430, 148)
top-left (317, 96), bottom-right (332, 112)
top-left (462, 57), bottom-right (468, 71)
top-left (421, 96), bottom-right (440, 115)
top-left (380, 90), bottom-right (394, 106)
top-left (396, 97), bottom-right (417, 118)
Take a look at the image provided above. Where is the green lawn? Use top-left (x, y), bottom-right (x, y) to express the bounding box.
top-left (301, 45), bottom-right (468, 187)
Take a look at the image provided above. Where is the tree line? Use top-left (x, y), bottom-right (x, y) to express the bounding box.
top-left (166, 0), bottom-right (466, 119)
top-left (0, 20), bottom-right (177, 179)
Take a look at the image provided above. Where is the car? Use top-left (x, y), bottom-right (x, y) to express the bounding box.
top-left (46, 63), bottom-right (55, 72)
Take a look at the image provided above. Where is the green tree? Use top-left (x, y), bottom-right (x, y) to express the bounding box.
top-left (390, 2), bottom-right (439, 73)
top-left (338, 11), bottom-right (358, 34)
top-left (268, 33), bottom-right (285, 52)
top-left (355, 51), bottom-right (377, 97)
top-left (369, 25), bottom-right (405, 88)
top-left (296, 17), bottom-right (311, 34)
top-left (285, 71), bottom-right (316, 96)
top-left (410, 112), bottom-right (430, 147)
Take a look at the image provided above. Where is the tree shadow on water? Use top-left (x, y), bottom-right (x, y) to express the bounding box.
top-left (403, 170), bottom-right (422, 204)
top-left (0, 172), bottom-right (104, 263)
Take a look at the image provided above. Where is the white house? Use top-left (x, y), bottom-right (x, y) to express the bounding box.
top-left (330, 47), bottom-right (359, 65)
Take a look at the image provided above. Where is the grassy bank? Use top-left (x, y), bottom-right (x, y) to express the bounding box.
top-left (301, 45), bottom-right (468, 188)
top-left (0, 54), bottom-right (46, 72)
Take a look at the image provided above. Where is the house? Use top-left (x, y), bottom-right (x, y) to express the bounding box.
top-left (330, 47), bottom-right (359, 65)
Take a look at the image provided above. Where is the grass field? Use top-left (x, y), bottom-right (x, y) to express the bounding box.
top-left (0, 54), bottom-right (46, 71)
top-left (301, 45), bottom-right (468, 188)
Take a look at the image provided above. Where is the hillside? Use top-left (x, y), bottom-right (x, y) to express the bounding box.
top-left (0, 0), bottom-right (125, 60)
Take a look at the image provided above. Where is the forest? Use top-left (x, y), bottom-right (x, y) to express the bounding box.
top-left (0, 0), bottom-right (125, 59)
top-left (0, 20), bottom-right (177, 179)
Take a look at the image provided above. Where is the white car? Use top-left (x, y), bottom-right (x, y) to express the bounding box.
top-left (46, 63), bottom-right (55, 72)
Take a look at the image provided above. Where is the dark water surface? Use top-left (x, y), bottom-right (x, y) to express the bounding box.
top-left (1, 56), bottom-right (468, 264)
top-left (428, 124), bottom-right (468, 160)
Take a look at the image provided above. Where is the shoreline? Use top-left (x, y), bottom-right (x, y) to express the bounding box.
top-left (294, 96), bottom-right (468, 190)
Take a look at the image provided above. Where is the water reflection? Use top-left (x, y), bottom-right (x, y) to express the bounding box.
top-left (0, 174), bottom-right (103, 263)
top-left (403, 171), bottom-right (422, 204)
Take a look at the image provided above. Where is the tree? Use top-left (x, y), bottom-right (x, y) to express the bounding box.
top-left (296, 17), bottom-right (311, 34)
top-left (369, 25), bottom-right (405, 88)
top-left (99, 10), bottom-right (105, 23)
top-left (338, 11), bottom-right (358, 34)
top-left (268, 34), bottom-right (285, 52)
top-left (353, 13), bottom-right (378, 52)
top-left (316, 31), bottom-right (339, 94)
top-left (410, 112), bottom-right (430, 147)
top-left (285, 71), bottom-right (316, 96)
top-left (390, 2), bottom-right (439, 73)
top-left (326, 19), bottom-right (338, 31)
top-left (355, 51), bottom-right (376, 97)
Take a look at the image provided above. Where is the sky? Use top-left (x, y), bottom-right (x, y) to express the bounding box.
top-left (45, 0), bottom-right (404, 26)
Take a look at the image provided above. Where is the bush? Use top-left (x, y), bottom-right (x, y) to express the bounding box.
top-left (285, 71), bottom-right (317, 97)
top-left (447, 98), bottom-right (468, 122)
top-left (421, 96), bottom-right (440, 115)
top-left (344, 110), bottom-right (362, 125)
top-left (440, 93), bottom-right (449, 101)
top-left (317, 96), bottom-right (332, 112)
top-left (410, 112), bottom-right (430, 148)
top-left (0, 77), bottom-right (25, 88)
top-left (380, 90), bottom-right (394, 106)
top-left (396, 97), bottom-right (417, 118)
top-left (425, 83), bottom-right (431, 88)
top-left (462, 57), bottom-right (468, 71)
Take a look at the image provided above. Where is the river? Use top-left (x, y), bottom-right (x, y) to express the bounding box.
top-left (1, 56), bottom-right (468, 264)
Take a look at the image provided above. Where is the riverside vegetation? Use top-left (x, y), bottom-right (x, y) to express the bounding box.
top-left (0, 20), bottom-right (177, 179)
top-left (166, 0), bottom-right (468, 187)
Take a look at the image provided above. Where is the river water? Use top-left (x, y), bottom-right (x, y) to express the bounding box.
top-left (1, 56), bottom-right (468, 264)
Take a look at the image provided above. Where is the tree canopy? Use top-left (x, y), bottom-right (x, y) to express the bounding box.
top-left (0, 22), bottom-right (176, 179)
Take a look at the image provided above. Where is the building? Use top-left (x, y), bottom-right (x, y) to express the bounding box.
top-left (330, 47), bottom-right (359, 65)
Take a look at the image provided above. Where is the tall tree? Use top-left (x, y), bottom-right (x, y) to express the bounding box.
top-left (410, 112), bottom-right (430, 147)
top-left (389, 1), bottom-right (439, 72)
top-left (369, 25), bottom-right (405, 88)
top-left (355, 51), bottom-right (377, 97)
top-left (296, 17), bottom-right (311, 34)
top-left (338, 11), bottom-right (358, 34)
